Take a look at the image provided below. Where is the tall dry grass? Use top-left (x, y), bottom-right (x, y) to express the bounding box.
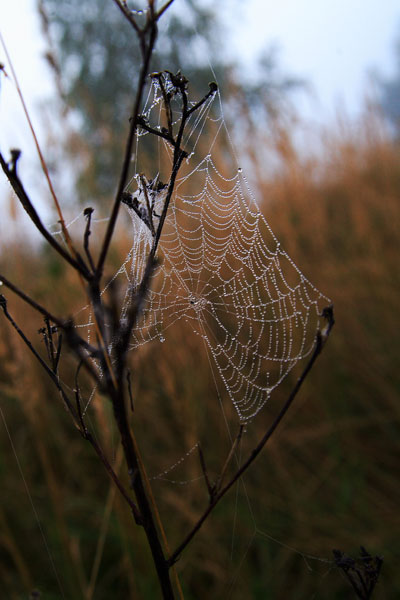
top-left (0, 105), bottom-right (399, 599)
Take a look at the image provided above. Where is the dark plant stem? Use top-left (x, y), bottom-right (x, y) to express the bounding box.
top-left (156, 0), bottom-right (176, 20)
top-left (110, 384), bottom-right (174, 599)
top-left (0, 294), bottom-right (78, 421)
top-left (96, 18), bottom-right (158, 278)
top-left (0, 152), bottom-right (89, 277)
top-left (0, 294), bottom-right (141, 521)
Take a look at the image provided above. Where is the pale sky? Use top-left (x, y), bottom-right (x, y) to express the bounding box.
top-left (1, 0), bottom-right (400, 237)
top-left (1, 0), bottom-right (400, 140)
top-left (224, 0), bottom-right (400, 121)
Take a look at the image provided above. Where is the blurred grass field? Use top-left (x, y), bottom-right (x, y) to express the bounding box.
top-left (0, 105), bottom-right (399, 599)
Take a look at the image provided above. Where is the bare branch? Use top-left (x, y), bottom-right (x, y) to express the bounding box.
top-left (0, 152), bottom-right (89, 277)
top-left (186, 81), bottom-right (218, 117)
top-left (96, 16), bottom-right (158, 277)
top-left (116, 75), bottom-right (217, 373)
top-left (197, 444), bottom-right (214, 499)
top-left (74, 362), bottom-right (87, 433)
top-left (127, 369), bottom-right (134, 412)
top-left (156, 0), bottom-right (176, 20)
top-left (110, 0), bottom-right (141, 33)
top-left (136, 116), bottom-right (174, 144)
top-left (54, 332), bottom-right (63, 374)
top-left (0, 294), bottom-right (79, 424)
top-left (83, 207), bottom-right (96, 272)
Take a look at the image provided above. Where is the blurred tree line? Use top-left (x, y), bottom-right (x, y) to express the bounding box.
top-left (38, 0), bottom-right (301, 205)
top-left (379, 26), bottom-right (400, 134)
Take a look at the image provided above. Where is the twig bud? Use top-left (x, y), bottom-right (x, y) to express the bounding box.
top-left (9, 148), bottom-right (21, 173)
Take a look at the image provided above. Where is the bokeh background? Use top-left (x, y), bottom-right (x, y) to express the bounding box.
top-left (1, 1), bottom-right (400, 598)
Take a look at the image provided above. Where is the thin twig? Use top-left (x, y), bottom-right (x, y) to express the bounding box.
top-left (83, 207), bottom-right (96, 272)
top-left (186, 82), bottom-right (218, 117)
top-left (127, 369), bottom-right (134, 412)
top-left (74, 362), bottom-right (87, 434)
top-left (0, 152), bottom-right (89, 277)
top-left (110, 0), bottom-right (141, 33)
top-left (136, 116), bottom-right (173, 142)
top-left (0, 274), bottom-right (99, 385)
top-left (54, 333), bottom-right (62, 374)
top-left (156, 0), bottom-right (176, 20)
top-left (197, 444), bottom-right (214, 498)
top-left (96, 15), bottom-right (157, 277)
top-left (0, 294), bottom-right (79, 425)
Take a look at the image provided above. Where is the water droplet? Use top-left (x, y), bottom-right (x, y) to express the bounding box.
top-left (159, 335), bottom-right (165, 343)
top-left (237, 167), bottom-right (242, 173)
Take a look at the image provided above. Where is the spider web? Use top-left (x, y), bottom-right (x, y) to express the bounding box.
top-left (76, 77), bottom-right (330, 423)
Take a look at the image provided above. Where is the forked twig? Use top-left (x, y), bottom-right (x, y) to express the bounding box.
top-left (0, 294), bottom-right (79, 425)
top-left (156, 0), bottom-right (176, 20)
top-left (111, 0), bottom-right (141, 33)
top-left (0, 153), bottom-right (89, 277)
top-left (333, 547), bottom-right (383, 599)
top-left (0, 274), bottom-right (99, 384)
